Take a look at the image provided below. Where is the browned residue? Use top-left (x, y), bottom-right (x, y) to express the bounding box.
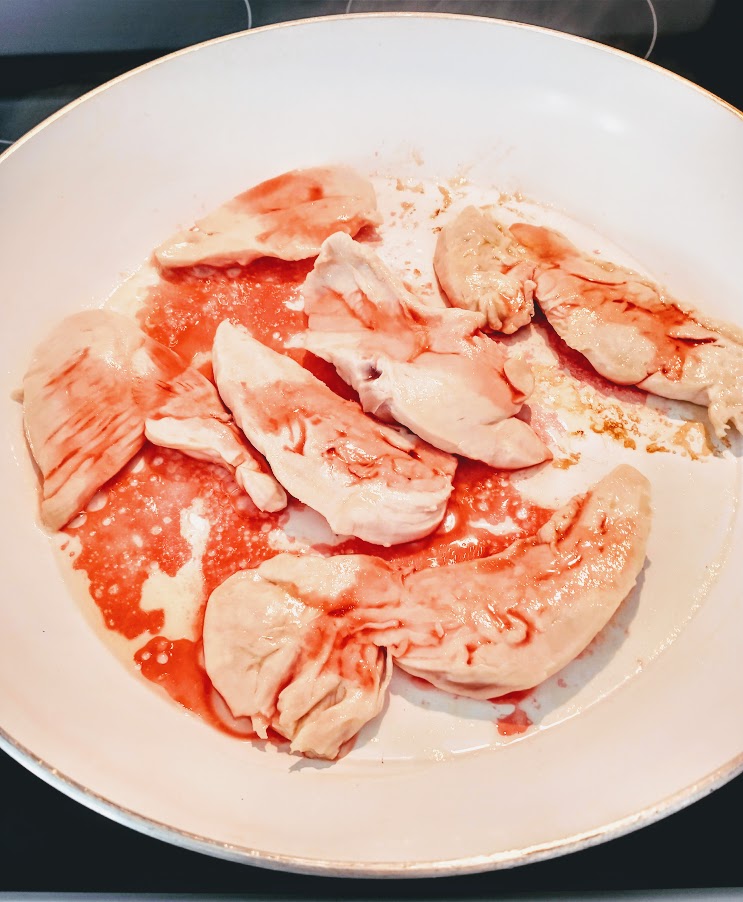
top-left (447, 175), bottom-right (469, 190)
top-left (591, 418), bottom-right (637, 450)
top-left (395, 178), bottom-right (425, 194)
top-left (437, 185), bottom-right (453, 211)
top-left (646, 442), bottom-right (670, 454)
top-left (671, 421), bottom-right (712, 460)
top-left (552, 453), bottom-right (580, 470)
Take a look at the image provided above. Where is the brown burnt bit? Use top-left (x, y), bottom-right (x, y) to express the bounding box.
top-left (671, 420), bottom-right (714, 461)
top-left (395, 178), bottom-right (425, 194)
top-left (553, 453), bottom-right (580, 470)
top-left (590, 418), bottom-right (637, 449)
top-left (437, 185), bottom-right (453, 211)
top-left (646, 442), bottom-right (670, 454)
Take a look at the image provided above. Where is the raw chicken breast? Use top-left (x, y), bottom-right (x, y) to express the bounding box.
top-left (294, 233), bottom-right (549, 469)
top-left (155, 166), bottom-right (382, 270)
top-left (434, 206), bottom-right (536, 333)
top-left (23, 310), bottom-right (286, 530)
top-left (511, 223), bottom-right (743, 437)
top-left (212, 321), bottom-right (456, 546)
top-left (376, 465), bottom-right (651, 699)
top-left (203, 553), bottom-right (402, 759)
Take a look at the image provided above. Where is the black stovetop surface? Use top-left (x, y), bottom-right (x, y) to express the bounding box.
top-left (1, 1), bottom-right (741, 895)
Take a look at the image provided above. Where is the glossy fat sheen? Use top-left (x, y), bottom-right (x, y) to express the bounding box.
top-left (212, 321), bottom-right (456, 545)
top-left (512, 223), bottom-right (743, 438)
top-left (203, 554), bottom-right (400, 759)
top-left (297, 233), bottom-right (549, 469)
top-left (155, 166), bottom-right (382, 269)
top-left (22, 310), bottom-right (284, 529)
top-left (383, 465), bottom-right (652, 699)
top-left (434, 206), bottom-right (536, 333)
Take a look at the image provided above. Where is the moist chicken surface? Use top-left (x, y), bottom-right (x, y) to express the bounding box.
top-left (155, 166), bottom-right (382, 270)
top-left (295, 233), bottom-right (550, 469)
top-left (434, 206), bottom-right (537, 333)
top-left (376, 465), bottom-right (651, 699)
top-left (511, 223), bottom-right (743, 437)
top-left (212, 321), bottom-right (457, 546)
top-left (22, 310), bottom-right (286, 529)
top-left (203, 466), bottom-right (651, 757)
top-left (203, 553), bottom-right (402, 759)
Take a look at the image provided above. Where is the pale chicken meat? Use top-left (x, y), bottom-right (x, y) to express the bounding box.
top-left (374, 465), bottom-right (651, 699)
top-left (22, 310), bottom-right (286, 530)
top-left (203, 554), bottom-right (402, 759)
top-left (295, 233), bottom-right (550, 469)
top-left (434, 206), bottom-right (537, 333)
top-left (155, 166), bottom-right (382, 270)
top-left (511, 223), bottom-right (743, 438)
top-left (212, 321), bottom-right (457, 545)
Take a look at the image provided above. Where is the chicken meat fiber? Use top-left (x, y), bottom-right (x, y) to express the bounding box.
top-left (22, 310), bottom-right (286, 529)
top-left (295, 233), bottom-right (549, 469)
top-left (511, 222), bottom-right (743, 438)
top-left (203, 553), bottom-right (402, 759)
top-left (377, 465), bottom-right (651, 699)
top-left (156, 166), bottom-right (382, 270)
top-left (212, 321), bottom-right (457, 546)
top-left (434, 205), bottom-right (537, 333)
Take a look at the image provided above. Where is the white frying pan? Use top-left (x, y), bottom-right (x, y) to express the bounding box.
top-left (0, 14), bottom-right (741, 876)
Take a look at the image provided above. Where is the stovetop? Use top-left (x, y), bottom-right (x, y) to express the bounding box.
top-left (1, 0), bottom-right (741, 895)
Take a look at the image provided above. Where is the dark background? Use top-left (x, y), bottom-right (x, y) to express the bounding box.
top-left (1, 0), bottom-right (741, 894)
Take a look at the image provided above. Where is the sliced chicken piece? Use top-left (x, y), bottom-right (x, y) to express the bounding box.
top-left (293, 233), bottom-right (550, 469)
top-left (511, 222), bottom-right (743, 437)
top-left (143, 418), bottom-right (285, 513)
top-left (434, 206), bottom-right (537, 333)
top-left (373, 465), bottom-right (651, 699)
top-left (212, 321), bottom-right (457, 546)
top-left (203, 553), bottom-right (403, 759)
top-left (23, 310), bottom-right (286, 530)
top-left (155, 166), bottom-right (382, 270)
